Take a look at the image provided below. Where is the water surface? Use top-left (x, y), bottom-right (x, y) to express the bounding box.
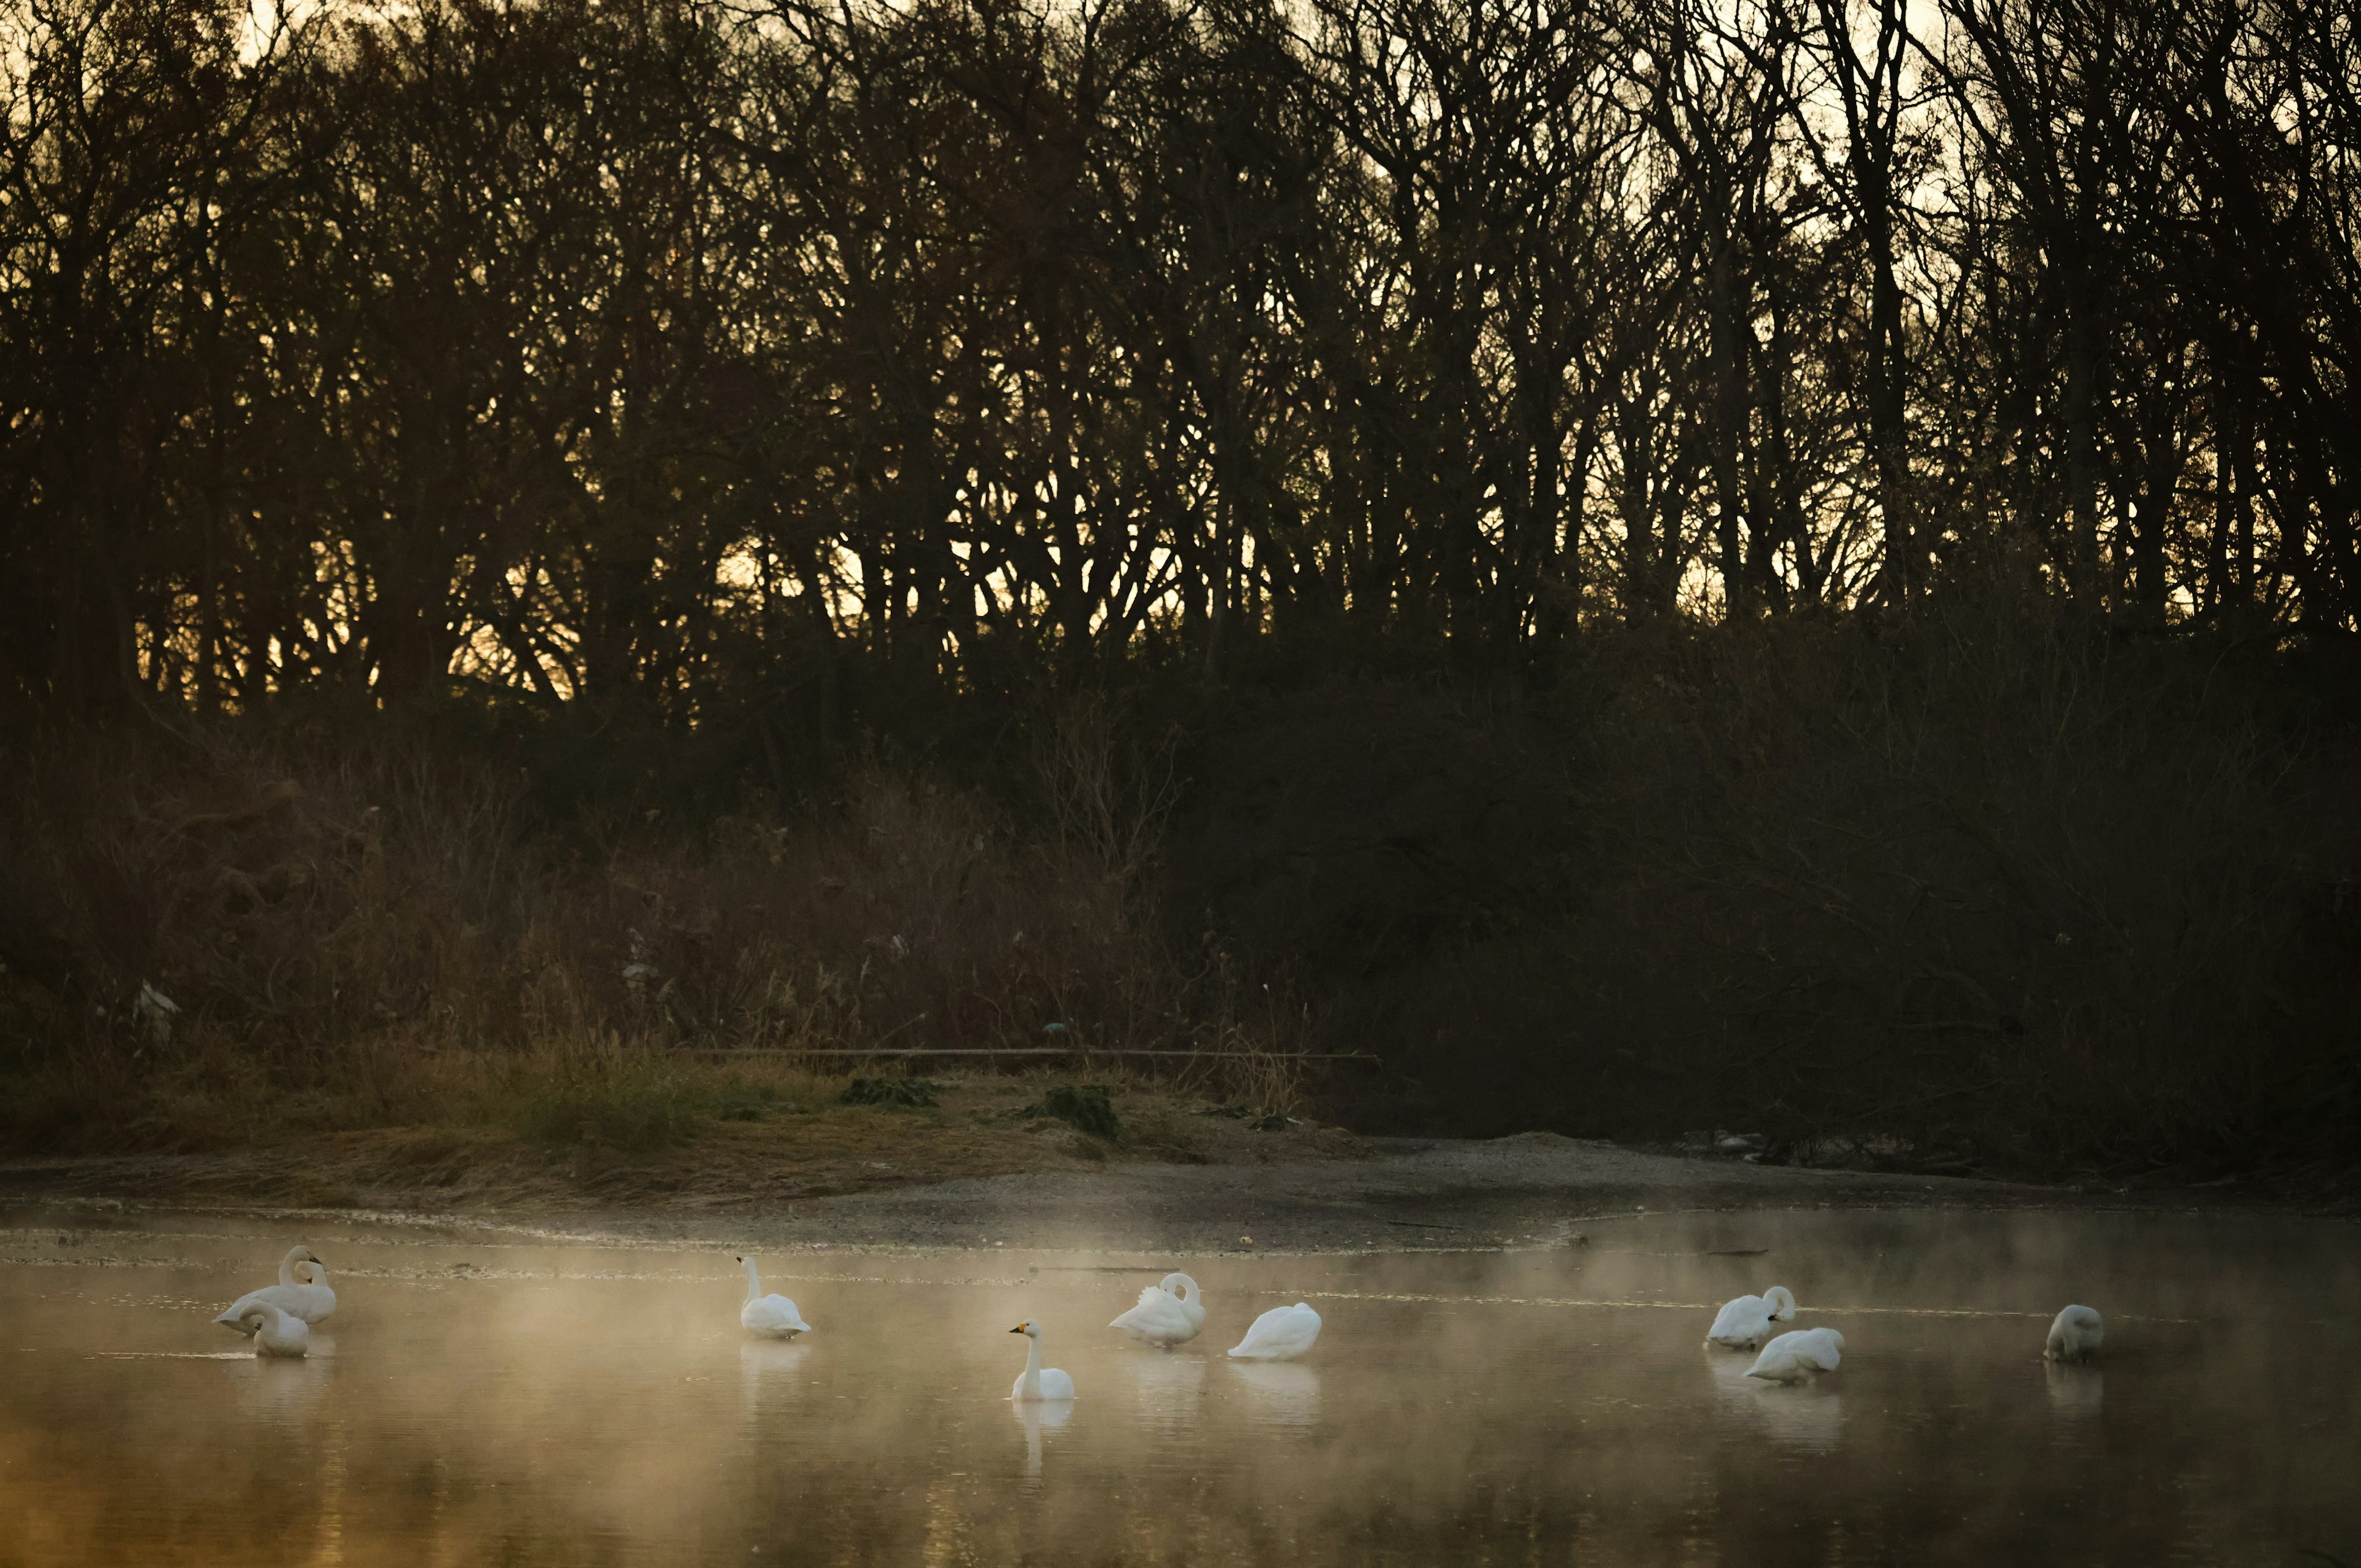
top-left (2, 1204), bottom-right (2354, 1565)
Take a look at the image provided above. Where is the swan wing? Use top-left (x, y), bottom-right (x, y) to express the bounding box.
top-left (1110, 1288), bottom-right (1198, 1344)
top-left (287, 1283), bottom-right (336, 1323)
top-left (1744, 1332), bottom-right (1801, 1381)
top-left (1706, 1295), bottom-right (1765, 1345)
top-left (218, 1285), bottom-right (305, 1330)
top-left (1040, 1368), bottom-right (1075, 1400)
top-left (1228, 1303), bottom-right (1321, 1360)
top-left (1795, 1330), bottom-right (1841, 1373)
top-left (743, 1294), bottom-right (809, 1334)
top-left (1747, 1328), bottom-right (1839, 1379)
top-left (256, 1315), bottom-right (309, 1358)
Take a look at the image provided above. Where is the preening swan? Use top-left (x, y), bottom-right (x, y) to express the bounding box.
top-left (1227, 1302), bottom-right (1322, 1361)
top-left (2045, 1304), bottom-right (2103, 1362)
top-left (234, 1302), bottom-right (310, 1358)
top-left (1708, 1350), bottom-right (1845, 1452)
top-left (216, 1247), bottom-right (335, 1332)
top-left (1008, 1320), bottom-right (1075, 1401)
top-left (734, 1256), bottom-right (811, 1338)
top-left (1705, 1285), bottom-right (1796, 1349)
top-left (1109, 1272), bottom-right (1206, 1348)
top-left (1746, 1326), bottom-right (1844, 1383)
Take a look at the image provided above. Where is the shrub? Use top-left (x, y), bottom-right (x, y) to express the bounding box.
top-left (840, 1076), bottom-right (939, 1109)
top-left (1027, 1083), bottom-right (1122, 1140)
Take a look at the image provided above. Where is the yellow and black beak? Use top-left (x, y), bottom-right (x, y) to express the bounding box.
top-left (1009, 1323), bottom-right (1026, 1333)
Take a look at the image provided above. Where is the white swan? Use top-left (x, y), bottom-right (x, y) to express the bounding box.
top-left (1746, 1326), bottom-right (1845, 1383)
top-left (216, 1247), bottom-right (335, 1332)
top-left (1227, 1301), bottom-right (1322, 1360)
top-left (1109, 1272), bottom-right (1206, 1348)
top-left (2045, 1304), bottom-right (2103, 1362)
top-left (1008, 1320), bottom-right (1075, 1401)
top-left (734, 1256), bottom-right (811, 1338)
top-left (233, 1302), bottom-right (310, 1358)
top-left (1704, 1285), bottom-right (1796, 1349)
top-left (1707, 1350), bottom-right (1845, 1452)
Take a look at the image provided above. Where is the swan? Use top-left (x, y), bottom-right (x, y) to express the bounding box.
top-left (1109, 1272), bottom-right (1206, 1348)
top-left (1746, 1326), bottom-right (1845, 1383)
top-left (215, 1247), bottom-right (335, 1331)
top-left (1008, 1320), bottom-right (1075, 1401)
top-left (1227, 1301), bottom-right (1321, 1361)
top-left (233, 1302), bottom-right (310, 1358)
top-left (1708, 1350), bottom-right (1845, 1452)
top-left (734, 1256), bottom-right (811, 1338)
top-left (2045, 1304), bottom-right (2103, 1362)
top-left (1704, 1285), bottom-right (1797, 1349)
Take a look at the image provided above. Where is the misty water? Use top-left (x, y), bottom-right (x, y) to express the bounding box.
top-left (2, 1204), bottom-right (2355, 1566)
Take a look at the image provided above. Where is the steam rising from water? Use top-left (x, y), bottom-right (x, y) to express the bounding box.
top-left (1, 1205), bottom-right (2352, 1565)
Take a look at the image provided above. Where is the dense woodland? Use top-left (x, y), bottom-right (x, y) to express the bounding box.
top-left (2, 0), bottom-right (2357, 1181)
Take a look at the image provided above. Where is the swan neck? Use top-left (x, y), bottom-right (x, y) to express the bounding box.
top-left (278, 1250), bottom-right (304, 1286)
top-left (1166, 1274), bottom-right (1198, 1304)
top-left (742, 1259), bottom-right (762, 1302)
top-left (1020, 1333), bottom-right (1043, 1394)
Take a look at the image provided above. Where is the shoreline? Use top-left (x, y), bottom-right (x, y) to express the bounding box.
top-left (7, 1133), bottom-right (2335, 1254)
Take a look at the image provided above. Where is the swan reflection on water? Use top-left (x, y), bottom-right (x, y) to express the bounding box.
top-left (739, 1339), bottom-right (811, 1406)
top-left (1706, 1348), bottom-right (1845, 1453)
top-left (229, 1347), bottom-right (332, 1430)
top-left (1227, 1361), bottom-right (1321, 1426)
top-left (1127, 1352), bottom-right (1207, 1426)
top-left (1012, 1395), bottom-right (1074, 1478)
top-left (2044, 1359), bottom-right (2104, 1421)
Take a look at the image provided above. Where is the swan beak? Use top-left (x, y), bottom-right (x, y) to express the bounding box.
top-left (1009, 1325), bottom-right (1025, 1333)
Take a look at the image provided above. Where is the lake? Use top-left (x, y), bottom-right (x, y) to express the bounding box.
top-left (2, 1202), bottom-right (2354, 1565)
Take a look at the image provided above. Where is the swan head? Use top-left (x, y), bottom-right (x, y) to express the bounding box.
top-left (1160, 1273), bottom-right (1200, 1302)
top-left (1765, 1285), bottom-right (1796, 1319)
top-left (1011, 1320), bottom-right (1040, 1338)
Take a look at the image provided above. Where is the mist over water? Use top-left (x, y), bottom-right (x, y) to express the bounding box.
top-left (2, 1207), bottom-right (2354, 1566)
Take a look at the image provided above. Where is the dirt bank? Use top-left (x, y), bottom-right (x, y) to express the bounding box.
top-left (0, 1117), bottom-right (2105, 1255)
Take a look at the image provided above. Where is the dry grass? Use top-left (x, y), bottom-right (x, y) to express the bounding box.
top-left (0, 1070), bottom-right (1365, 1213)
top-left (0, 725), bottom-right (1315, 1160)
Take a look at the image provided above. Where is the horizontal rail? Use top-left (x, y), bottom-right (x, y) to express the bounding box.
top-left (672, 1046), bottom-right (1382, 1063)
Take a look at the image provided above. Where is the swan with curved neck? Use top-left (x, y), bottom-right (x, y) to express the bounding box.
top-left (734, 1256), bottom-right (811, 1338)
top-left (216, 1247), bottom-right (335, 1333)
top-left (1109, 1272), bottom-right (1206, 1348)
top-left (1008, 1320), bottom-right (1075, 1401)
top-left (1705, 1285), bottom-right (1796, 1350)
top-left (2045, 1304), bottom-right (2103, 1362)
top-left (236, 1302), bottom-right (310, 1358)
